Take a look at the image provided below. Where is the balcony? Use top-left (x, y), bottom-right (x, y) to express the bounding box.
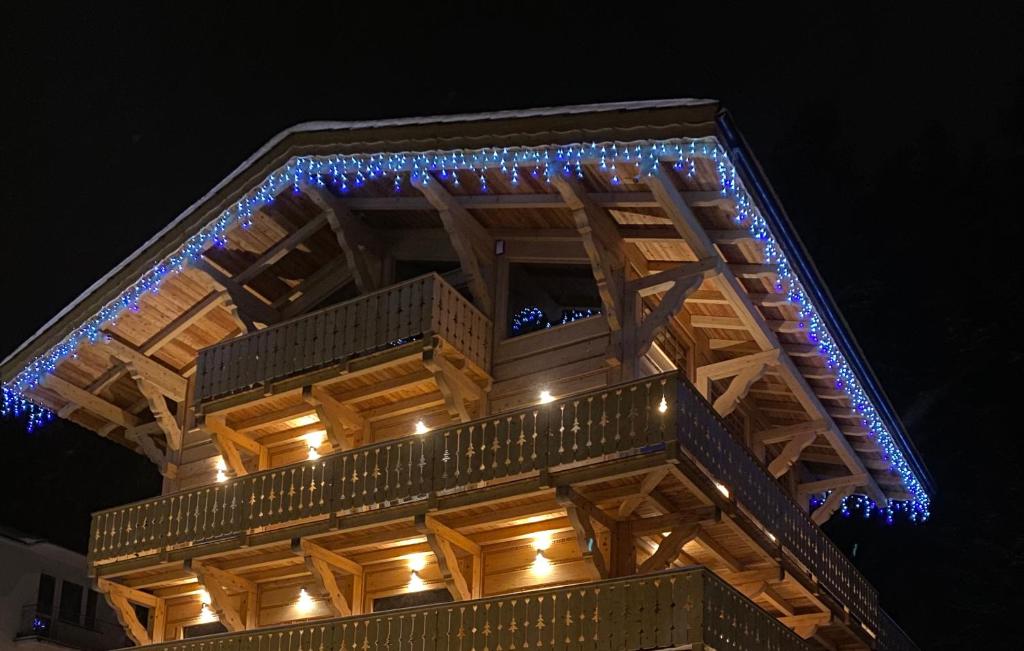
top-left (90, 372), bottom-right (911, 648)
top-left (193, 273), bottom-right (491, 408)
top-left (15, 604), bottom-right (126, 651)
top-left (109, 567), bottom-right (812, 651)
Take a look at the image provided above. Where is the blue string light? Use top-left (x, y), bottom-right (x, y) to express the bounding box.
top-left (0, 137), bottom-right (929, 520)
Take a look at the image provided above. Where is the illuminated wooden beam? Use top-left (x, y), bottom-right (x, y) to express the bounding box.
top-left (550, 174), bottom-right (625, 330)
top-left (295, 539), bottom-right (364, 616)
top-left (410, 174), bottom-right (494, 316)
top-left (617, 467), bottom-right (670, 518)
top-left (101, 338), bottom-right (187, 402)
top-left (811, 486), bottom-right (855, 525)
top-left (556, 485), bottom-right (615, 579)
top-left (305, 187), bottom-right (384, 293)
top-left (97, 578), bottom-right (160, 645)
top-left (42, 375), bottom-right (140, 430)
top-left (767, 431), bottom-right (818, 478)
top-left (302, 385), bottom-right (364, 449)
top-left (189, 561), bottom-right (253, 633)
top-left (637, 525), bottom-right (699, 573)
top-left (233, 214), bottom-right (327, 286)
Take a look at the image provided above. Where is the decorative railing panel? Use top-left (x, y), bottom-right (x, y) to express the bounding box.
top-left (91, 372), bottom-right (892, 645)
top-left (676, 380), bottom-right (880, 632)
top-left (115, 568), bottom-right (812, 651)
top-left (877, 610), bottom-right (920, 651)
top-left (90, 375), bottom-right (676, 563)
top-left (194, 273), bottom-right (491, 404)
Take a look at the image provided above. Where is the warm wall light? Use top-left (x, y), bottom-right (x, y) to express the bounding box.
top-left (538, 389), bottom-right (554, 404)
top-left (658, 397), bottom-right (668, 414)
top-left (714, 482), bottom-right (730, 499)
top-left (408, 553), bottom-right (428, 573)
top-left (408, 571), bottom-right (425, 592)
top-left (532, 549), bottom-right (552, 576)
top-left (532, 531), bottom-right (553, 552)
top-left (295, 588), bottom-right (315, 614)
top-left (215, 457), bottom-right (228, 483)
top-left (197, 588), bottom-right (216, 622)
top-left (304, 430), bottom-right (325, 461)
top-left (414, 420), bottom-right (429, 435)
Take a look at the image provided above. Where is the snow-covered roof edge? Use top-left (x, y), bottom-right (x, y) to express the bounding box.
top-left (1, 98), bottom-right (716, 369)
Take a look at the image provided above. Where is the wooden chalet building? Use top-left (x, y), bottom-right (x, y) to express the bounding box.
top-left (0, 100), bottom-right (930, 651)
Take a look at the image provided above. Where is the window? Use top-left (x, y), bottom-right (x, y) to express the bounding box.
top-left (58, 581), bottom-right (84, 623)
top-left (84, 590), bottom-right (98, 629)
top-left (373, 587), bottom-right (452, 612)
top-left (37, 574), bottom-right (56, 614)
top-left (507, 263), bottom-right (601, 337)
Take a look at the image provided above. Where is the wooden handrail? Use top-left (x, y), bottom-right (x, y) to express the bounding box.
top-left (193, 273), bottom-right (491, 403)
top-left (111, 567), bottom-right (812, 651)
top-left (89, 371), bottom-right (883, 638)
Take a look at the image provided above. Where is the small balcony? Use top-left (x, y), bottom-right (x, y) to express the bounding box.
top-left (109, 567), bottom-right (813, 651)
top-left (15, 604), bottom-right (126, 651)
top-left (89, 372), bottom-right (912, 648)
top-left (193, 273), bottom-right (491, 408)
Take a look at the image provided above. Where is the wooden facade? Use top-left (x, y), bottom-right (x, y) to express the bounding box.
top-left (1, 100), bottom-right (926, 650)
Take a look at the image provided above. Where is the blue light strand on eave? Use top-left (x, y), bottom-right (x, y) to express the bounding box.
top-left (0, 137), bottom-right (929, 520)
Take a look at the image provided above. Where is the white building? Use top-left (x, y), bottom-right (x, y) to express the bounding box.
top-left (0, 527), bottom-right (126, 651)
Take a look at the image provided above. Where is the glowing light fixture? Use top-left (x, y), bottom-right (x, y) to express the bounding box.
top-left (407, 553), bottom-right (428, 591)
top-left (715, 482), bottom-right (730, 499)
top-left (532, 549), bottom-right (552, 576)
top-left (538, 389), bottom-right (554, 404)
top-left (215, 457), bottom-right (228, 483)
top-left (658, 397), bottom-right (668, 413)
top-left (295, 588), bottom-right (315, 614)
top-left (414, 420), bottom-right (429, 435)
top-left (304, 430), bottom-right (325, 461)
top-left (197, 588), bottom-right (216, 622)
top-left (532, 531), bottom-right (553, 552)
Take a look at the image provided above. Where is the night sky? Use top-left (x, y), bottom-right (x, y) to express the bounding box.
top-left (2, 5), bottom-right (1021, 649)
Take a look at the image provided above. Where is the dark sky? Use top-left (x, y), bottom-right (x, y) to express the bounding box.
top-left (2, 4), bottom-right (1021, 649)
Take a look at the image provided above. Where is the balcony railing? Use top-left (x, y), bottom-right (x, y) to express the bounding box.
top-left (15, 604), bottom-right (126, 651)
top-left (90, 371), bottom-right (885, 640)
top-left (675, 379), bottom-right (880, 632)
top-left (194, 273), bottom-right (491, 405)
top-left (112, 567), bottom-right (813, 651)
top-left (877, 610), bottom-right (921, 651)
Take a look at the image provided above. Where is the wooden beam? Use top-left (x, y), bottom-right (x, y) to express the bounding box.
top-left (302, 385), bottom-right (364, 449)
top-left (101, 338), bottom-right (187, 402)
top-left (421, 347), bottom-right (480, 423)
top-left (637, 525), bottom-right (699, 573)
top-left (42, 375), bottom-right (140, 430)
top-left (416, 514), bottom-right (481, 556)
top-left (550, 174), bottom-right (625, 331)
top-left (125, 426), bottom-right (177, 478)
top-left (692, 528), bottom-right (744, 573)
top-left (333, 190), bottom-right (732, 212)
top-left (189, 562), bottom-right (253, 632)
top-left (97, 578), bottom-right (160, 646)
top-left (132, 377), bottom-right (182, 451)
top-left (201, 414), bottom-right (265, 456)
top-left (193, 258), bottom-right (279, 330)
top-left (409, 173), bottom-right (494, 316)
top-left (278, 256), bottom-right (354, 319)
top-left (628, 506), bottom-right (721, 537)
top-left (642, 166), bottom-right (887, 503)
top-left (811, 486), bottom-right (855, 525)
top-left (797, 473), bottom-right (870, 496)
top-left (713, 362), bottom-right (771, 417)
top-left (234, 214), bottom-right (327, 286)
top-left (752, 420), bottom-right (830, 445)
top-left (617, 467), bottom-right (669, 518)
top-left (415, 516), bottom-right (472, 601)
top-left (555, 485), bottom-right (613, 579)
top-left (696, 350), bottom-right (781, 389)
top-left (633, 270), bottom-right (706, 361)
top-left (305, 187), bottom-right (384, 293)
top-left (767, 431), bottom-right (818, 478)
top-left (296, 540), bottom-right (363, 616)
top-left (139, 291), bottom-right (227, 355)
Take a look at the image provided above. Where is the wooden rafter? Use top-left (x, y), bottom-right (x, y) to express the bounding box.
top-left (421, 345), bottom-right (483, 423)
top-left (332, 190), bottom-right (733, 212)
top-left (126, 422), bottom-right (177, 478)
top-left (409, 174), bottom-right (495, 316)
top-left (643, 167), bottom-right (887, 503)
top-left (97, 578), bottom-right (162, 645)
top-left (193, 259), bottom-right (279, 331)
top-left (305, 187), bottom-right (384, 293)
top-left (200, 414), bottom-right (269, 477)
top-left (233, 214), bottom-right (328, 286)
top-left (617, 467), bottom-right (669, 518)
top-left (415, 514), bottom-right (480, 600)
top-left (132, 377), bottom-right (182, 451)
top-left (811, 485), bottom-right (855, 525)
top-left (550, 175), bottom-right (625, 331)
top-left (42, 374), bottom-right (140, 430)
top-left (189, 561), bottom-right (254, 633)
top-left (101, 338), bottom-right (187, 402)
top-left (295, 539), bottom-right (364, 616)
top-left (637, 525), bottom-right (699, 573)
top-left (767, 431), bottom-right (818, 478)
top-left (555, 485), bottom-right (616, 579)
top-left (302, 385), bottom-right (364, 449)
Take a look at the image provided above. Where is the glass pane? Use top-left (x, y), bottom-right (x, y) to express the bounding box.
top-left (58, 581), bottom-right (83, 623)
top-left (37, 574), bottom-right (56, 615)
